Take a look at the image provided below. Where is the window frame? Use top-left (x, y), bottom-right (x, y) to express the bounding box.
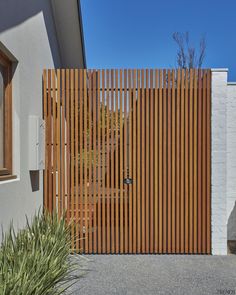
top-left (0, 49), bottom-right (15, 181)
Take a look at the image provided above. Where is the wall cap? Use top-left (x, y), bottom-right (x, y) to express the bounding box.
top-left (211, 68), bottom-right (228, 72)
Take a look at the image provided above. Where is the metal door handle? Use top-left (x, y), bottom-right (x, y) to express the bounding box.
top-left (123, 178), bottom-right (133, 185)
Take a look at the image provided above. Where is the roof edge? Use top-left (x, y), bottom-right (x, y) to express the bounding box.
top-left (50, 0), bottom-right (86, 68)
top-left (77, 0), bottom-right (86, 68)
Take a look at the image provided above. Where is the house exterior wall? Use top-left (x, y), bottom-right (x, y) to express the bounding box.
top-left (211, 69), bottom-right (228, 255)
top-left (0, 0), bottom-right (61, 236)
top-left (226, 83), bottom-right (236, 242)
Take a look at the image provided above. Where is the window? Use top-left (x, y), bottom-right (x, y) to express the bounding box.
top-left (0, 49), bottom-right (15, 181)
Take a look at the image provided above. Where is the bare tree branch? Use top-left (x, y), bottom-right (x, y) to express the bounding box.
top-left (198, 36), bottom-right (206, 68)
top-left (172, 31), bottom-right (206, 69)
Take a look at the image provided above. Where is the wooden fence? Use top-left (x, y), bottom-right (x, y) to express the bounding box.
top-left (43, 69), bottom-right (211, 254)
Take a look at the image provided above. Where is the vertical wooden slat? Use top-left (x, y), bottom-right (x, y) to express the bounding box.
top-left (128, 69), bottom-right (133, 253)
top-left (167, 69), bottom-right (172, 253)
top-left (88, 71), bottom-right (93, 253)
top-left (93, 70), bottom-right (97, 253)
top-left (43, 70), bottom-right (48, 210)
top-left (185, 69), bottom-right (189, 253)
top-left (119, 69), bottom-right (124, 253)
top-left (145, 69), bottom-right (149, 253)
top-left (206, 70), bottom-right (211, 254)
top-left (102, 70), bottom-right (106, 253)
top-left (180, 69), bottom-right (185, 254)
top-left (193, 69), bottom-right (198, 253)
top-left (189, 69), bottom-right (194, 253)
top-left (176, 69), bottom-right (181, 253)
top-left (79, 69), bottom-right (84, 252)
top-left (202, 70), bottom-right (207, 253)
top-left (57, 70), bottom-right (61, 218)
top-left (171, 69), bottom-right (176, 253)
top-left (70, 69), bottom-right (75, 251)
top-left (66, 70), bottom-right (70, 223)
top-left (137, 69), bottom-right (141, 253)
top-left (106, 70), bottom-right (110, 253)
top-left (154, 70), bottom-right (159, 253)
top-left (141, 69), bottom-right (145, 253)
top-left (74, 70), bottom-right (79, 252)
top-left (83, 70), bottom-right (88, 253)
top-left (115, 70), bottom-right (119, 253)
top-left (97, 70), bottom-right (101, 254)
top-left (124, 70), bottom-right (128, 253)
top-left (111, 70), bottom-right (115, 253)
top-left (197, 69), bottom-right (202, 253)
top-left (48, 69), bottom-right (52, 213)
top-left (158, 70), bottom-right (163, 253)
top-left (132, 69), bottom-right (137, 253)
top-left (87, 71), bottom-right (92, 251)
top-left (149, 69), bottom-right (154, 253)
top-left (52, 70), bottom-right (57, 212)
top-left (163, 69), bottom-right (167, 253)
top-left (49, 69), bottom-right (53, 213)
top-left (61, 70), bottom-right (65, 215)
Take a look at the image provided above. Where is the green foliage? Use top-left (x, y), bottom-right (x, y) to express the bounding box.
top-left (0, 211), bottom-right (79, 295)
top-left (78, 149), bottom-right (99, 168)
top-left (77, 103), bottom-right (124, 171)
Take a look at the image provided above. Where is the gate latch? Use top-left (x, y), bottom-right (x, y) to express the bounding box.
top-left (123, 178), bottom-right (133, 185)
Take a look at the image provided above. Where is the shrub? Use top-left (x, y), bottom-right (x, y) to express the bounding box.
top-left (0, 211), bottom-right (79, 295)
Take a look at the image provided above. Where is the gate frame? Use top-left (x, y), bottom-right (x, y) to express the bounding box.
top-left (43, 68), bottom-right (212, 255)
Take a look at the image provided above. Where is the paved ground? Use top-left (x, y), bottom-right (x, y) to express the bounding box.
top-left (68, 255), bottom-right (236, 295)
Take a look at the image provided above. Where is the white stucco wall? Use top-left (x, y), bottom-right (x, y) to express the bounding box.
top-left (0, 0), bottom-right (61, 235)
top-left (211, 69), bottom-right (228, 255)
top-left (226, 83), bottom-right (236, 241)
top-left (212, 73), bottom-right (236, 254)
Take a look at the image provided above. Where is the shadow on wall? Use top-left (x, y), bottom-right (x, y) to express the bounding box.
top-left (227, 201), bottom-right (236, 254)
top-left (0, 0), bottom-right (60, 67)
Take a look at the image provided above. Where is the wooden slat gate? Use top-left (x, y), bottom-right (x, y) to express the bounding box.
top-left (43, 69), bottom-right (211, 254)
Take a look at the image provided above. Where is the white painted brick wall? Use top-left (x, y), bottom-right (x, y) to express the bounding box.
top-left (226, 83), bottom-right (236, 242)
top-left (211, 69), bottom-right (228, 255)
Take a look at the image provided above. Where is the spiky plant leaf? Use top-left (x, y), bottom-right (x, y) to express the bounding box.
top-left (0, 210), bottom-right (83, 295)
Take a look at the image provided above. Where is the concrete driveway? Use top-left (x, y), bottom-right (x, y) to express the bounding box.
top-left (69, 255), bottom-right (236, 295)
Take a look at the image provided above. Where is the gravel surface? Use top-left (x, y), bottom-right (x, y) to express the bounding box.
top-left (68, 255), bottom-right (236, 295)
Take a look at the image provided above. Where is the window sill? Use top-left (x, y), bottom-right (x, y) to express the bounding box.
top-left (0, 175), bottom-right (17, 181)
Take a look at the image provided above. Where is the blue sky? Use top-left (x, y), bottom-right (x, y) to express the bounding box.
top-left (81, 0), bottom-right (236, 81)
